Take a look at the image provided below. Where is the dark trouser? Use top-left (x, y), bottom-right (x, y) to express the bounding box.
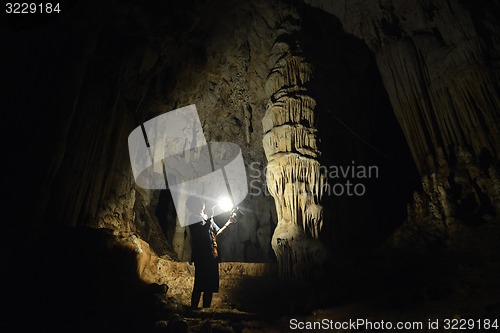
top-left (191, 259), bottom-right (219, 308)
top-left (191, 290), bottom-right (213, 308)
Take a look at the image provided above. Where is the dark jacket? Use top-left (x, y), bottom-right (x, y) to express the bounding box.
top-left (189, 213), bottom-right (220, 262)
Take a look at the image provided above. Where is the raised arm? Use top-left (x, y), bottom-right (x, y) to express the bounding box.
top-left (215, 217), bottom-right (236, 238)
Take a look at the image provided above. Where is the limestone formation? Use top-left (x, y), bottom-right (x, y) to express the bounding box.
top-left (305, 0), bottom-right (500, 240)
top-left (262, 5), bottom-right (327, 280)
top-left (8, 1), bottom-right (500, 331)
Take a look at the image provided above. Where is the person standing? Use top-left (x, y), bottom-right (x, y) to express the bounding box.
top-left (187, 196), bottom-right (235, 308)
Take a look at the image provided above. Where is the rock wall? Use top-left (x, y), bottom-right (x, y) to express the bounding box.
top-left (4, 0), bottom-right (279, 261)
top-left (7, 0), bottom-right (421, 278)
top-left (148, 0), bottom-right (279, 262)
top-left (305, 0), bottom-right (500, 243)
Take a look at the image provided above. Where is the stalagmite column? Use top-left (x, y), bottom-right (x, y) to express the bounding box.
top-left (262, 6), bottom-right (326, 280)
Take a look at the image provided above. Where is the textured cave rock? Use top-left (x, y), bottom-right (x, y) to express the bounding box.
top-left (150, 0), bottom-right (280, 263)
top-left (5, 0), bottom-right (500, 330)
top-left (263, 3), bottom-right (327, 280)
top-left (305, 0), bottom-right (500, 245)
top-left (5, 0), bottom-right (414, 285)
top-left (4, 0), bottom-right (279, 262)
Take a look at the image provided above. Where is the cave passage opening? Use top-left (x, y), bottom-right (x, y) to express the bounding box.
top-left (301, 5), bottom-right (421, 262)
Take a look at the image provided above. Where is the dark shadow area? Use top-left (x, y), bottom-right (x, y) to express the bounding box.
top-left (202, 221), bottom-right (500, 328)
top-left (300, 4), bottom-right (420, 260)
top-left (155, 190), bottom-right (177, 248)
top-left (5, 223), bottom-right (167, 333)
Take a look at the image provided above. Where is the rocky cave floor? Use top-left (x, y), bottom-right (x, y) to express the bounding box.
top-left (140, 219), bottom-right (500, 332)
top-left (178, 241), bottom-right (499, 332)
top-left (9, 217), bottom-right (500, 333)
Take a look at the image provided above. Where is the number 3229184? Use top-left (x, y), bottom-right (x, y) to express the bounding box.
top-left (6, 3), bottom-right (61, 14)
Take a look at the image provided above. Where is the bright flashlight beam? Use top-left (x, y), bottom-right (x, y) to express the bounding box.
top-left (218, 197), bottom-right (233, 212)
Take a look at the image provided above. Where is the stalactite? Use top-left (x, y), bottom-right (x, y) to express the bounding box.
top-left (306, 0), bottom-right (500, 242)
top-left (262, 5), bottom-right (326, 280)
top-left (374, 5), bottom-right (500, 242)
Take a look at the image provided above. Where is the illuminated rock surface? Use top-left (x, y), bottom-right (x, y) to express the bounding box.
top-left (4, 0), bottom-right (500, 332)
top-left (262, 3), bottom-right (327, 281)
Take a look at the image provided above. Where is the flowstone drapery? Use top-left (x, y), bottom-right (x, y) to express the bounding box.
top-left (376, 37), bottom-right (500, 228)
top-left (262, 7), bottom-right (327, 280)
top-left (304, 0), bottom-right (500, 238)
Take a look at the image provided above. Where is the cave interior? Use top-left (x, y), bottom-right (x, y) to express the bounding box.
top-left (3, 0), bottom-right (500, 332)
